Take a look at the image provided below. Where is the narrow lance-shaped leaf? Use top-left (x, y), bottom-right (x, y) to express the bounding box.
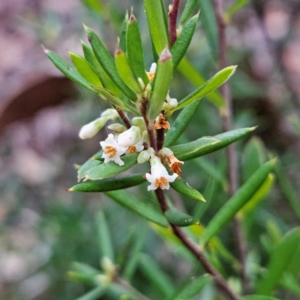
top-left (105, 190), bottom-right (168, 227)
top-left (170, 177), bottom-right (205, 202)
top-left (139, 254), bottom-right (175, 297)
top-left (126, 11), bottom-right (149, 84)
top-left (75, 287), bottom-right (106, 300)
top-left (69, 52), bottom-right (102, 87)
top-left (242, 137), bottom-right (266, 181)
top-left (165, 207), bottom-right (198, 227)
top-left (96, 211), bottom-right (114, 261)
top-left (257, 228), bottom-right (300, 296)
top-left (200, 159), bottom-right (277, 246)
top-left (78, 159), bottom-right (102, 181)
top-left (168, 275), bottom-right (212, 300)
top-left (171, 127), bottom-right (255, 161)
top-left (176, 66), bottom-right (237, 110)
top-left (69, 173), bottom-right (146, 192)
top-left (45, 49), bottom-right (95, 92)
top-left (177, 57), bottom-right (225, 107)
top-left (84, 26), bottom-right (137, 101)
top-left (123, 224), bottom-right (147, 281)
top-left (198, 0), bottom-right (218, 59)
top-left (93, 86), bottom-right (139, 115)
top-left (115, 47), bottom-right (141, 93)
top-left (171, 13), bottom-right (199, 69)
top-left (226, 0), bottom-right (249, 19)
top-left (81, 41), bottom-right (121, 96)
top-left (164, 99), bottom-right (202, 147)
top-left (85, 153), bottom-right (139, 180)
top-left (147, 48), bottom-right (173, 120)
top-left (179, 0), bottom-right (198, 25)
top-left (240, 173), bottom-right (274, 216)
top-left (143, 0), bottom-right (169, 54)
top-left (119, 12), bottom-right (128, 52)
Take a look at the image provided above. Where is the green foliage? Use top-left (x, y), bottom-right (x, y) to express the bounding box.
top-left (42, 1), bottom-right (298, 299)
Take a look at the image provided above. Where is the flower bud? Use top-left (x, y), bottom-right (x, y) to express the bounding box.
top-left (107, 123), bottom-right (127, 133)
top-left (79, 118), bottom-right (105, 139)
top-left (118, 126), bottom-right (141, 147)
top-left (101, 108), bottom-right (119, 120)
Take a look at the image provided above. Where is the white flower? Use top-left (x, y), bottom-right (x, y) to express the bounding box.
top-left (145, 156), bottom-right (178, 191)
top-left (79, 118), bottom-right (105, 139)
top-left (79, 109), bottom-right (119, 140)
top-left (118, 126), bottom-right (141, 147)
top-left (127, 138), bottom-right (144, 154)
top-left (100, 134), bottom-right (127, 166)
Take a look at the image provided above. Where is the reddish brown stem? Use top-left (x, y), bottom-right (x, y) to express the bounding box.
top-left (156, 128), bottom-right (165, 151)
top-left (168, 0), bottom-right (180, 46)
top-left (115, 107), bottom-right (131, 129)
top-left (213, 0), bottom-right (251, 294)
top-left (154, 189), bottom-right (240, 300)
top-left (141, 98), bottom-right (157, 151)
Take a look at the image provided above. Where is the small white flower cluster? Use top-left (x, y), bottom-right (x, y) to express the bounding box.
top-left (138, 148), bottom-right (178, 191)
top-left (100, 124), bottom-right (145, 166)
top-left (78, 63), bottom-right (182, 191)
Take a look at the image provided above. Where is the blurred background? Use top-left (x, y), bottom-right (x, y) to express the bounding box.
top-left (1, 0), bottom-right (300, 299)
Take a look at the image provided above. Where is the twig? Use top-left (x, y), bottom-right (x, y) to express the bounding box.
top-left (115, 106), bottom-right (131, 129)
top-left (168, 0), bottom-right (181, 45)
top-left (212, 0), bottom-right (251, 294)
top-left (154, 189), bottom-right (240, 300)
top-left (156, 128), bottom-right (165, 151)
top-left (141, 98), bottom-right (157, 151)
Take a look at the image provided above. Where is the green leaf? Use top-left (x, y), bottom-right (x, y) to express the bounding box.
top-left (226, 0), bottom-right (249, 19)
top-left (243, 296), bottom-right (279, 300)
top-left (96, 211), bottom-right (114, 261)
top-left (84, 26), bottom-right (137, 101)
top-left (243, 137), bottom-right (266, 181)
top-left (144, 0), bottom-right (169, 54)
top-left (81, 42), bottom-right (121, 96)
top-left (81, 0), bottom-right (104, 14)
top-left (123, 224), bottom-right (147, 281)
top-left (147, 47), bottom-right (173, 120)
top-left (240, 173), bottom-right (275, 215)
top-left (176, 66), bottom-right (237, 110)
top-left (119, 13), bottom-right (128, 52)
top-left (138, 253), bottom-right (174, 297)
top-left (75, 287), bottom-right (106, 300)
top-left (177, 57), bottom-right (225, 107)
top-left (257, 228), bottom-right (300, 295)
top-left (45, 49), bottom-right (95, 92)
top-left (72, 262), bottom-right (99, 276)
top-left (93, 86), bottom-right (139, 115)
top-left (165, 207), bottom-right (198, 227)
top-left (105, 190), bottom-right (168, 227)
top-left (281, 273), bottom-right (300, 297)
top-left (198, 0), bottom-right (218, 59)
top-left (78, 159), bottom-right (102, 181)
top-left (200, 159), bottom-right (277, 245)
top-left (171, 13), bottom-right (199, 70)
top-left (275, 160), bottom-right (300, 220)
top-left (115, 48), bottom-right (141, 93)
top-left (69, 52), bottom-right (102, 86)
top-left (84, 153), bottom-right (139, 180)
top-left (171, 127), bottom-right (255, 161)
top-left (179, 0), bottom-right (198, 25)
top-left (164, 99), bottom-right (202, 147)
top-left (70, 173), bottom-right (146, 192)
top-left (126, 12), bottom-right (149, 84)
top-left (169, 274), bottom-right (212, 299)
top-left (170, 177), bottom-right (205, 202)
